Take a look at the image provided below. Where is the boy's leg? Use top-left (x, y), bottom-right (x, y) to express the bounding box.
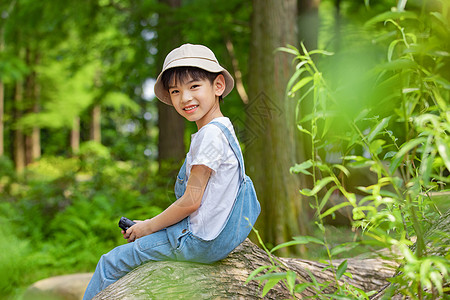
top-left (83, 229), bottom-right (174, 300)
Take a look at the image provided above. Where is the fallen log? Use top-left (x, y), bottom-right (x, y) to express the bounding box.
top-left (93, 209), bottom-right (449, 299)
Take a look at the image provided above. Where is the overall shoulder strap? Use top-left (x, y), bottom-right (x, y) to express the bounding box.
top-left (210, 121), bottom-right (245, 178)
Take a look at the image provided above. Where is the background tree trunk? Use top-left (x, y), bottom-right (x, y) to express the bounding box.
top-left (156, 0), bottom-right (185, 175)
top-left (13, 80), bottom-right (25, 172)
top-left (247, 0), bottom-right (307, 255)
top-left (24, 49), bottom-right (41, 164)
top-left (90, 104), bottom-right (101, 143)
top-left (0, 27), bottom-right (4, 157)
top-left (0, 79), bottom-right (3, 157)
top-left (71, 116), bottom-right (80, 154)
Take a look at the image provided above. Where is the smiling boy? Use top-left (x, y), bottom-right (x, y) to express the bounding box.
top-left (83, 44), bottom-right (259, 300)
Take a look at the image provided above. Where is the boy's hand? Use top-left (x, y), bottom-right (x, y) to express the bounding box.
top-left (122, 219), bottom-right (154, 243)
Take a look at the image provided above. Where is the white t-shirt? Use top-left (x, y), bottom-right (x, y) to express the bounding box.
top-left (186, 117), bottom-right (240, 240)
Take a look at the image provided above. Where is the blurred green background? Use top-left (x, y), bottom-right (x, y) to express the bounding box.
top-left (0, 0), bottom-right (449, 298)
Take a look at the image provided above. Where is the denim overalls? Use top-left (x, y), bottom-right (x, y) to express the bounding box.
top-left (83, 121), bottom-right (260, 300)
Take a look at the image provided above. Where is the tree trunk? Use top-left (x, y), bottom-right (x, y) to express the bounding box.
top-left (0, 79), bottom-right (4, 157)
top-left (247, 0), bottom-right (308, 255)
top-left (13, 80), bottom-right (25, 172)
top-left (156, 0), bottom-right (185, 175)
top-left (71, 116), bottom-right (80, 154)
top-left (24, 49), bottom-right (41, 164)
top-left (93, 239), bottom-right (396, 299)
top-left (90, 104), bottom-right (101, 143)
top-left (93, 209), bottom-right (450, 299)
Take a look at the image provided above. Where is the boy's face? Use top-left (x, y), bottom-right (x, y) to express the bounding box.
top-left (168, 74), bottom-right (226, 129)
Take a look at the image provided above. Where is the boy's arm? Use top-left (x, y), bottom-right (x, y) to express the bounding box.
top-left (124, 164), bottom-right (212, 243)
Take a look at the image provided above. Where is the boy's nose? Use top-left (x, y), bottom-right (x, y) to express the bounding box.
top-left (181, 91), bottom-right (193, 102)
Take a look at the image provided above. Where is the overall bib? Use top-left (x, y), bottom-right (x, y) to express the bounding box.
top-left (83, 121), bottom-right (260, 299)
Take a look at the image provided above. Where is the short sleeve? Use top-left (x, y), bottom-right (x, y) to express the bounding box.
top-left (189, 125), bottom-right (227, 173)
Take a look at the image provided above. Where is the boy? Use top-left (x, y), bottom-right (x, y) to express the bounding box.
top-left (83, 44), bottom-right (259, 299)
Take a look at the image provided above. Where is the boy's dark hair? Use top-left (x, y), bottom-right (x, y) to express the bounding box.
top-left (161, 66), bottom-right (223, 101)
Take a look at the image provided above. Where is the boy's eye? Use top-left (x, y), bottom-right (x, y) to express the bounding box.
top-left (170, 89), bottom-right (179, 95)
top-left (191, 84), bottom-right (200, 89)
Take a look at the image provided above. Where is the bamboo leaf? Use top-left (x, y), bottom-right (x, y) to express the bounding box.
top-left (287, 68), bottom-right (306, 92)
top-left (290, 160), bottom-right (313, 175)
top-left (320, 202), bottom-right (352, 219)
top-left (291, 76), bottom-right (313, 93)
top-left (318, 186), bottom-right (339, 214)
top-left (286, 270), bottom-right (297, 294)
top-left (394, 137), bottom-right (427, 160)
top-left (377, 58), bottom-right (417, 71)
top-left (331, 242), bottom-right (360, 256)
top-left (436, 137), bottom-right (450, 172)
top-left (270, 236), bottom-right (324, 253)
top-left (293, 235), bottom-right (325, 245)
top-left (367, 116), bottom-right (391, 142)
top-left (245, 265), bottom-right (274, 284)
top-left (297, 124), bottom-right (312, 136)
top-left (262, 278), bottom-right (283, 297)
top-left (336, 260), bottom-right (348, 280)
top-left (308, 177), bottom-right (335, 196)
top-left (365, 10), bottom-right (418, 27)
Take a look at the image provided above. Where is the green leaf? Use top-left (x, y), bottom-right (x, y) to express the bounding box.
top-left (367, 117), bottom-right (391, 142)
top-left (369, 139), bottom-right (386, 156)
top-left (277, 46), bottom-right (300, 56)
top-left (262, 278), bottom-right (282, 297)
top-left (394, 137), bottom-right (427, 160)
top-left (331, 242), bottom-right (360, 256)
top-left (336, 260), bottom-right (348, 280)
top-left (286, 270), bottom-right (297, 294)
top-left (293, 235), bottom-right (325, 245)
top-left (297, 124), bottom-right (312, 136)
top-left (287, 68), bottom-right (306, 92)
top-left (270, 236), bottom-right (324, 253)
top-left (308, 177), bottom-right (335, 196)
top-left (255, 272), bottom-right (287, 281)
top-left (436, 137), bottom-right (450, 172)
top-left (320, 202), bottom-right (352, 219)
top-left (290, 160), bottom-right (313, 175)
top-left (365, 10), bottom-right (418, 27)
top-left (377, 58), bottom-right (417, 71)
top-left (308, 49), bottom-right (335, 56)
top-left (384, 151), bottom-right (397, 159)
top-left (294, 282), bottom-right (313, 293)
top-left (245, 265), bottom-right (273, 284)
top-left (318, 186), bottom-right (339, 214)
top-left (332, 164), bottom-right (350, 177)
top-left (387, 39), bottom-right (403, 61)
top-left (291, 76), bottom-right (314, 93)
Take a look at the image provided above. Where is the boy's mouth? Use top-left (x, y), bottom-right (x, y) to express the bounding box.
top-left (183, 105), bottom-right (199, 113)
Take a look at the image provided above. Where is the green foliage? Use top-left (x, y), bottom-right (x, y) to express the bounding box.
top-left (0, 147), bottom-right (173, 297)
top-left (250, 1), bottom-right (450, 298)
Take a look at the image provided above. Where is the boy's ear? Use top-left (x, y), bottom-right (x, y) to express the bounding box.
top-left (214, 74), bottom-right (226, 97)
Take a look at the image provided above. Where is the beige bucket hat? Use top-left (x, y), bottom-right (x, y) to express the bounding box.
top-left (154, 44), bottom-right (235, 105)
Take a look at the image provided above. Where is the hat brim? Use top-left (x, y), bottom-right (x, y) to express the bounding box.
top-left (154, 57), bottom-right (234, 106)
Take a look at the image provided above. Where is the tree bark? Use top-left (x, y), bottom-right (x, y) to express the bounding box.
top-left (93, 239), bottom-right (397, 299)
top-left (13, 80), bottom-right (25, 172)
top-left (90, 104), bottom-right (101, 143)
top-left (71, 116), bottom-right (80, 155)
top-left (0, 79), bottom-right (4, 157)
top-left (156, 0), bottom-right (185, 175)
top-left (24, 48), bottom-right (41, 164)
top-left (92, 209), bottom-right (450, 299)
top-left (247, 0), bottom-right (308, 255)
